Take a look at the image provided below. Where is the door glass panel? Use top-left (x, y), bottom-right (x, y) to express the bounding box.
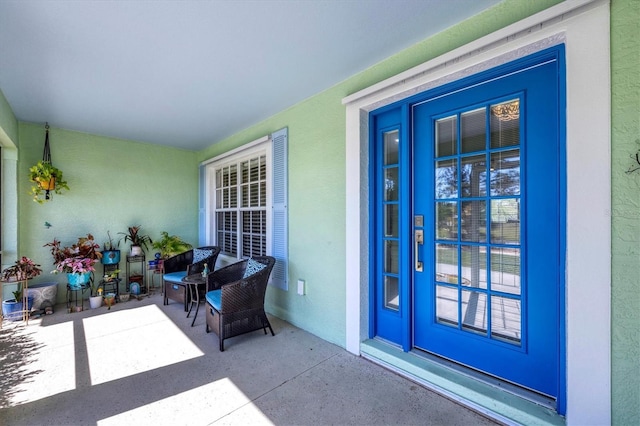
top-left (461, 289), bottom-right (487, 335)
top-left (490, 198), bottom-right (520, 244)
top-left (491, 247), bottom-right (521, 295)
top-left (385, 204), bottom-right (399, 237)
top-left (435, 201), bottom-right (457, 240)
top-left (435, 244), bottom-right (458, 283)
top-left (432, 100), bottom-right (522, 346)
top-left (491, 295), bottom-right (521, 344)
top-left (461, 245), bottom-right (487, 289)
top-left (435, 159), bottom-right (457, 199)
top-left (435, 115), bottom-right (457, 157)
top-left (384, 130), bottom-right (399, 165)
top-left (490, 99), bottom-right (520, 148)
top-left (384, 167), bottom-right (399, 201)
top-left (382, 129), bottom-right (401, 314)
top-left (384, 276), bottom-right (399, 311)
top-left (490, 149), bottom-right (520, 196)
top-left (384, 240), bottom-right (399, 274)
top-left (436, 285), bottom-right (458, 326)
top-left (461, 200), bottom-right (486, 242)
top-left (461, 108), bottom-right (486, 153)
top-left (461, 155), bottom-right (487, 197)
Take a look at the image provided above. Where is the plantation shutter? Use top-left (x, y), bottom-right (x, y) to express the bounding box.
top-left (270, 127), bottom-right (288, 290)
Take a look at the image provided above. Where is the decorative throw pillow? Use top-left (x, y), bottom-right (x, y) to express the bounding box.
top-left (193, 248), bottom-right (213, 264)
top-left (243, 258), bottom-right (266, 278)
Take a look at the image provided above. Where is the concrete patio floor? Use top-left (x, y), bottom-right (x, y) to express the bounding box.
top-left (0, 293), bottom-right (499, 425)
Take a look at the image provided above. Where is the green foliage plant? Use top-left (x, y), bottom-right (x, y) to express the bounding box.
top-left (152, 231), bottom-right (193, 258)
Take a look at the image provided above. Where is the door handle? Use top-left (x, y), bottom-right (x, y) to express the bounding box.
top-left (415, 229), bottom-right (424, 272)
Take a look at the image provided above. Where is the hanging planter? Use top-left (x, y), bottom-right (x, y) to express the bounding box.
top-left (29, 123), bottom-right (69, 204)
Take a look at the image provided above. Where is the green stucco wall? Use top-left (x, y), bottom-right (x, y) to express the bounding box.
top-left (611, 0), bottom-right (640, 424)
top-left (0, 88), bottom-right (18, 146)
top-left (17, 122), bottom-right (199, 304)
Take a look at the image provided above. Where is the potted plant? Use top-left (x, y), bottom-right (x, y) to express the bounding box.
top-left (152, 231), bottom-right (193, 259)
top-left (44, 234), bottom-right (102, 289)
top-left (119, 225), bottom-right (153, 256)
top-left (28, 160), bottom-right (70, 204)
top-left (101, 231), bottom-right (121, 265)
top-left (1, 257), bottom-right (42, 321)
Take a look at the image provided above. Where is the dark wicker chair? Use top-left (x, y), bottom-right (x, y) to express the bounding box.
top-left (204, 256), bottom-right (275, 351)
top-left (163, 246), bottom-right (220, 311)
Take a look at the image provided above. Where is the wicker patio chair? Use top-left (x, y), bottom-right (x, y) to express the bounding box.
top-left (163, 246), bottom-right (221, 311)
top-left (204, 256), bottom-right (276, 351)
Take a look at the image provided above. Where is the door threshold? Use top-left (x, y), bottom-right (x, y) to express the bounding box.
top-left (361, 339), bottom-right (565, 426)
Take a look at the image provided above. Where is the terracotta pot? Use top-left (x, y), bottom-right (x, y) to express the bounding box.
top-left (37, 177), bottom-right (56, 190)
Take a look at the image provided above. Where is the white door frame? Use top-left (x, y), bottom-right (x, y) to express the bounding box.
top-left (344, 1), bottom-right (611, 424)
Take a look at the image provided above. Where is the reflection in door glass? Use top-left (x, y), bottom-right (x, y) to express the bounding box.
top-left (461, 155), bottom-right (487, 197)
top-left (491, 295), bottom-right (521, 344)
top-left (436, 115), bottom-right (457, 157)
top-left (433, 100), bottom-right (522, 346)
top-left (435, 201), bottom-right (457, 240)
top-left (385, 276), bottom-right (399, 310)
top-left (461, 245), bottom-right (487, 289)
top-left (384, 167), bottom-right (399, 201)
top-left (490, 247), bottom-right (521, 295)
top-left (436, 285), bottom-right (458, 326)
top-left (384, 130), bottom-right (399, 164)
top-left (461, 108), bottom-right (486, 153)
top-left (490, 149), bottom-right (520, 196)
top-left (491, 198), bottom-right (520, 244)
top-left (461, 289), bottom-right (487, 335)
top-left (490, 100), bottom-right (520, 148)
top-left (385, 204), bottom-right (399, 237)
top-left (382, 130), bottom-right (400, 312)
top-left (435, 159), bottom-right (457, 199)
top-left (461, 200), bottom-right (486, 242)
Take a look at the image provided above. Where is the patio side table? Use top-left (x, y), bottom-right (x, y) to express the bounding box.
top-left (182, 273), bottom-right (206, 327)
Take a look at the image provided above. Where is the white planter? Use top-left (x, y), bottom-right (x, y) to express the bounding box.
top-left (89, 296), bottom-right (102, 309)
top-left (131, 246), bottom-right (142, 256)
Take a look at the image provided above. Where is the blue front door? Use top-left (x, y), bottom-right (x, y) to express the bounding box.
top-left (371, 47), bottom-right (565, 405)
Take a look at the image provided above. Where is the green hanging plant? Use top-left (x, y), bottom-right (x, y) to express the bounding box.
top-left (29, 161), bottom-right (69, 204)
top-left (29, 123), bottom-right (69, 204)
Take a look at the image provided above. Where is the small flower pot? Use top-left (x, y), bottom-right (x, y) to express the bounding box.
top-left (89, 295), bottom-right (102, 309)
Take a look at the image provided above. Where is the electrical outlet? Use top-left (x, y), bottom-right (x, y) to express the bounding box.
top-left (297, 279), bottom-right (305, 295)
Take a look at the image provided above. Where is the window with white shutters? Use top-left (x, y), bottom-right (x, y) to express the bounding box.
top-left (201, 128), bottom-right (288, 290)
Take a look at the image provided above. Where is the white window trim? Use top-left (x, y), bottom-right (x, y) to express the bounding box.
top-left (343, 1), bottom-right (610, 424)
top-left (203, 136), bottom-right (273, 266)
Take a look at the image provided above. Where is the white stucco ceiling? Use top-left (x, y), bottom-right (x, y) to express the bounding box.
top-left (0, 0), bottom-right (501, 150)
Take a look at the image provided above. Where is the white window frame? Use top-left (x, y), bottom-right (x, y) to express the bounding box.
top-left (203, 136), bottom-right (273, 265)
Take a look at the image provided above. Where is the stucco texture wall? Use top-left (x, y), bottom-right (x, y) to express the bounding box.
top-left (611, 0), bottom-right (640, 424)
top-left (0, 88), bottom-right (17, 145)
top-left (17, 122), bottom-right (199, 304)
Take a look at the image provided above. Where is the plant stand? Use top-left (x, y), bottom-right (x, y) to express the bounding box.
top-left (126, 255), bottom-right (147, 297)
top-left (148, 259), bottom-right (163, 295)
top-left (101, 262), bottom-right (120, 301)
top-left (1, 278), bottom-right (30, 327)
top-left (66, 283), bottom-right (90, 312)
